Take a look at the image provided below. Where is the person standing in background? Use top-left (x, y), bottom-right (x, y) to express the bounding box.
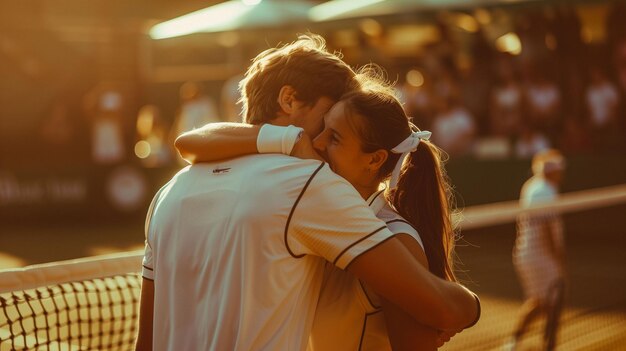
top-left (220, 73), bottom-right (245, 123)
top-left (430, 91), bottom-right (476, 157)
top-left (523, 63), bottom-right (562, 145)
top-left (91, 90), bottom-right (126, 165)
top-left (170, 82), bottom-right (219, 163)
top-left (585, 66), bottom-right (620, 151)
top-left (506, 149), bottom-right (567, 351)
top-left (489, 57), bottom-right (523, 139)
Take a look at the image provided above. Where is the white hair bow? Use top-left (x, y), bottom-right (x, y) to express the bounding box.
top-left (389, 130), bottom-right (432, 189)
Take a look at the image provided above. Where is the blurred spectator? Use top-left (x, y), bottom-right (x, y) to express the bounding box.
top-left (431, 92), bottom-right (476, 156)
top-left (585, 66), bottom-right (620, 150)
top-left (135, 105), bottom-right (172, 167)
top-left (489, 57), bottom-right (523, 138)
top-left (172, 82), bottom-right (219, 136)
top-left (91, 90), bottom-right (126, 164)
top-left (612, 39), bottom-right (626, 142)
top-left (523, 63), bottom-right (562, 144)
top-left (515, 125), bottom-right (550, 159)
top-left (398, 69), bottom-right (436, 131)
top-left (171, 82), bottom-right (219, 163)
top-left (221, 74), bottom-right (244, 123)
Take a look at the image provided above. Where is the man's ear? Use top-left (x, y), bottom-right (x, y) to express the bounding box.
top-left (277, 85), bottom-right (298, 115)
top-left (369, 149), bottom-right (389, 173)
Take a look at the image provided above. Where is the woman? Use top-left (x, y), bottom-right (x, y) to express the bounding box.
top-left (176, 72), bottom-right (468, 350)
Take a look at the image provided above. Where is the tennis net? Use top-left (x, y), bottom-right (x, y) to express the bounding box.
top-left (1, 184), bottom-right (625, 350)
top-left (0, 251), bottom-right (143, 351)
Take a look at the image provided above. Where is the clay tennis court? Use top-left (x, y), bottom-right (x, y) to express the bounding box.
top-left (443, 203), bottom-right (626, 350)
top-left (2, 199), bottom-right (625, 350)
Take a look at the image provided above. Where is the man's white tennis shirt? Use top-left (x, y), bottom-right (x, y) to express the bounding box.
top-left (142, 155), bottom-right (395, 351)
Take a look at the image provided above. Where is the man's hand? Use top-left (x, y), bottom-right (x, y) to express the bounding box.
top-left (290, 133), bottom-right (323, 161)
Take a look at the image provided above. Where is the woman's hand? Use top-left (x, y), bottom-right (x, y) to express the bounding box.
top-left (290, 133), bottom-right (324, 161)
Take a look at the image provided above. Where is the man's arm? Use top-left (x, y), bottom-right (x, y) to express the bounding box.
top-left (347, 237), bottom-right (479, 331)
top-left (175, 123), bottom-right (320, 164)
top-left (381, 297), bottom-right (440, 351)
top-left (379, 234), bottom-right (441, 351)
top-left (135, 278), bottom-right (154, 351)
top-left (174, 123), bottom-right (260, 163)
top-left (290, 168), bottom-right (480, 331)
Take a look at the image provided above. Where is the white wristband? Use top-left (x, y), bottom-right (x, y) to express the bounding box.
top-left (257, 124), bottom-right (304, 155)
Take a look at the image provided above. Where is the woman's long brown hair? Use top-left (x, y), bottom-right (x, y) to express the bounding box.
top-left (343, 68), bottom-right (457, 281)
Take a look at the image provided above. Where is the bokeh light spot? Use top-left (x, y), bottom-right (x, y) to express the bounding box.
top-left (135, 140), bottom-right (151, 159)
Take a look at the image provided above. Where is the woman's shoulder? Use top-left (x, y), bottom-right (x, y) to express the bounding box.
top-left (377, 204), bottom-right (425, 251)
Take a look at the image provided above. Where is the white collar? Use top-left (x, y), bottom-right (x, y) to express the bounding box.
top-left (366, 189), bottom-right (386, 214)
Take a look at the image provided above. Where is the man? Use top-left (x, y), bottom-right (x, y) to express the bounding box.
top-left (135, 34), bottom-right (479, 351)
top-left (507, 149), bottom-right (567, 351)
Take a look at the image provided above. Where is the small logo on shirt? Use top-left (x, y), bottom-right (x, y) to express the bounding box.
top-left (212, 167), bottom-right (231, 174)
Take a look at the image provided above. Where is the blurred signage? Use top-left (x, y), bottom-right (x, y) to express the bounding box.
top-left (0, 173), bottom-right (87, 206)
top-left (0, 165), bottom-right (155, 221)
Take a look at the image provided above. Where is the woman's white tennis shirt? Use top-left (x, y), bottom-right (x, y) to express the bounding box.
top-left (142, 154), bottom-right (397, 351)
top-left (308, 190), bottom-right (424, 351)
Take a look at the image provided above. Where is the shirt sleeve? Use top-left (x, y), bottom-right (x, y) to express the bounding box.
top-left (286, 164), bottom-right (395, 270)
top-left (142, 241), bottom-right (154, 281)
top-left (386, 220), bottom-right (424, 251)
top-left (142, 186), bottom-right (164, 281)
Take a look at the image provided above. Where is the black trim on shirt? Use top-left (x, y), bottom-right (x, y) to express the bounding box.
top-left (145, 180), bottom-right (172, 252)
top-left (142, 265), bottom-right (153, 271)
top-left (333, 225), bottom-right (387, 266)
top-left (368, 189), bottom-right (385, 206)
top-left (343, 235), bottom-right (396, 272)
top-left (465, 293), bottom-right (481, 329)
top-left (141, 276), bottom-right (154, 282)
top-left (284, 162), bottom-right (326, 258)
top-left (358, 310), bottom-right (383, 351)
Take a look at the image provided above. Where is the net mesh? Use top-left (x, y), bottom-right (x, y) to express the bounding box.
top-left (0, 185), bottom-right (625, 350)
top-left (0, 253), bottom-right (142, 351)
top-left (0, 275), bottom-right (141, 351)
top-left (442, 184), bottom-right (626, 350)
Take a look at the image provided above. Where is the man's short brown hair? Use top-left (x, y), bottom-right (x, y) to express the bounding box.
top-left (239, 34), bottom-right (356, 124)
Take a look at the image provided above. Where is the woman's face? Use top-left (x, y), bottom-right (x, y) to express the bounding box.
top-left (312, 101), bottom-right (374, 188)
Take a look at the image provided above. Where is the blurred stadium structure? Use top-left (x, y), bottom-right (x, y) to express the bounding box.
top-left (2, 0), bottom-right (626, 219)
top-left (1, 0), bottom-right (626, 350)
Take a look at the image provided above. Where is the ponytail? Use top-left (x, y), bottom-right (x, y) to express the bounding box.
top-left (390, 141), bottom-right (457, 282)
top-left (340, 68), bottom-right (457, 282)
